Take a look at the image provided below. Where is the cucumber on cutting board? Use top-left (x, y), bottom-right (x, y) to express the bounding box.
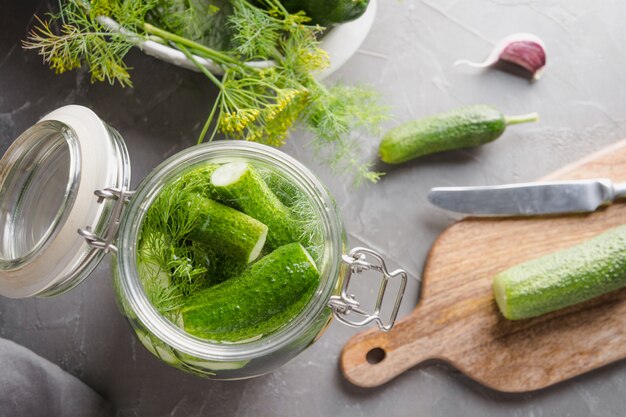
top-left (182, 243), bottom-right (319, 342)
top-left (493, 224), bottom-right (626, 320)
top-left (187, 193), bottom-right (268, 263)
top-left (379, 105), bottom-right (538, 164)
top-left (211, 162), bottom-right (300, 250)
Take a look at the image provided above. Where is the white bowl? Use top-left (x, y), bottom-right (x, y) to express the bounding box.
top-left (99, 0), bottom-right (377, 80)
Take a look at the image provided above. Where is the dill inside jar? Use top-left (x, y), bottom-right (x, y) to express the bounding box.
top-left (137, 160), bottom-right (324, 343)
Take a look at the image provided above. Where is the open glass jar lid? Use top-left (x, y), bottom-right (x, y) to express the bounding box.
top-left (0, 105), bottom-right (407, 379)
top-left (0, 106), bottom-right (130, 298)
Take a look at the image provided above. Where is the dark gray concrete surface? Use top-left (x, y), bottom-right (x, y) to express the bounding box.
top-left (2, 0), bottom-right (626, 416)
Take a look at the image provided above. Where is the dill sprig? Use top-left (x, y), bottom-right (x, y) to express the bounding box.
top-left (138, 168), bottom-right (214, 316)
top-left (23, 0), bottom-right (155, 86)
top-left (229, 0), bottom-right (281, 59)
top-left (23, 0), bottom-right (389, 184)
top-left (259, 168), bottom-right (324, 262)
top-left (305, 84), bottom-right (390, 184)
top-left (147, 0), bottom-right (233, 50)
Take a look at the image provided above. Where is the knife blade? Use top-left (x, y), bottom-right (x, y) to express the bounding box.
top-left (427, 179), bottom-right (626, 216)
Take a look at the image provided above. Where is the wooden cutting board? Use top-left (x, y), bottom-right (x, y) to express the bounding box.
top-left (340, 139), bottom-right (626, 392)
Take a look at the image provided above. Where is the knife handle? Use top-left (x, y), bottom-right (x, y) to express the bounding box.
top-left (613, 182), bottom-right (626, 200)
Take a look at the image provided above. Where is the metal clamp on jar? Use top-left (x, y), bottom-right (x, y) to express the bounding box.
top-left (0, 105), bottom-right (407, 379)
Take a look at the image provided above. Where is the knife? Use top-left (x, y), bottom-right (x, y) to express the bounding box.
top-left (427, 179), bottom-right (626, 216)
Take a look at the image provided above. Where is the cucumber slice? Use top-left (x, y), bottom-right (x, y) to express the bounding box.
top-left (176, 351), bottom-right (250, 371)
top-left (181, 243), bottom-right (320, 342)
top-left (211, 162), bottom-right (300, 249)
top-left (493, 224), bottom-right (626, 320)
top-left (136, 330), bottom-right (179, 365)
top-left (187, 194), bottom-right (268, 263)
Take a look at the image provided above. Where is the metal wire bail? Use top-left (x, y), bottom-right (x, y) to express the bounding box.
top-left (329, 247), bottom-right (408, 332)
top-left (78, 187), bottom-right (135, 254)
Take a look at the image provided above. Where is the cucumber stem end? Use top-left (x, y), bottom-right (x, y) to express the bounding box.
top-left (504, 112), bottom-right (539, 126)
top-left (492, 275), bottom-right (510, 319)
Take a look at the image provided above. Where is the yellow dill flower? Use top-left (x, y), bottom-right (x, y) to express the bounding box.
top-left (247, 88), bottom-right (309, 147)
top-left (284, 12), bottom-right (311, 28)
top-left (245, 129), bottom-right (263, 142)
top-left (50, 54), bottom-right (81, 74)
top-left (91, 0), bottom-right (116, 18)
top-left (218, 109), bottom-right (260, 137)
top-left (306, 48), bottom-right (330, 71)
top-left (263, 88), bottom-right (303, 123)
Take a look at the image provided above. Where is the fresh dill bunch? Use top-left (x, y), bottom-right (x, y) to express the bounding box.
top-left (202, 0), bottom-right (386, 182)
top-left (24, 0), bottom-right (390, 183)
top-left (23, 0), bottom-right (157, 87)
top-left (194, 3), bottom-right (321, 147)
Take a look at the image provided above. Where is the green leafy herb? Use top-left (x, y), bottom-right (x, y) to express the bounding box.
top-left (23, 0), bottom-right (157, 86)
top-left (137, 167), bottom-right (215, 316)
top-left (259, 168), bottom-right (324, 261)
top-left (148, 0), bottom-right (233, 50)
top-left (23, 0), bottom-right (389, 183)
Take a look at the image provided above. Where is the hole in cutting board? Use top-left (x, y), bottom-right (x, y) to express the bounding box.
top-left (366, 347), bottom-right (386, 364)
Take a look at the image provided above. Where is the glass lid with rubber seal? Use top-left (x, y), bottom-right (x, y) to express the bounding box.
top-left (0, 105), bottom-right (131, 298)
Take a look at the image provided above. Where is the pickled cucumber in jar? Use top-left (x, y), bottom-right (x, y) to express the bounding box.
top-left (137, 160), bottom-right (325, 343)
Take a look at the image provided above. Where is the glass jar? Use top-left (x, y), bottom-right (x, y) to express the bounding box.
top-left (0, 105), bottom-right (407, 379)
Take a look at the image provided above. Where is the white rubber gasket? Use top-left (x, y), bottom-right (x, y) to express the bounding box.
top-left (0, 106), bottom-right (117, 298)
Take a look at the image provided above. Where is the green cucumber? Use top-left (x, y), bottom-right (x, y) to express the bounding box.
top-left (211, 162), bottom-right (300, 249)
top-left (493, 225), bottom-right (626, 320)
top-left (279, 0), bottom-right (369, 26)
top-left (190, 241), bottom-right (247, 286)
top-left (181, 243), bottom-right (319, 341)
top-left (379, 105), bottom-right (538, 164)
top-left (187, 194), bottom-right (268, 263)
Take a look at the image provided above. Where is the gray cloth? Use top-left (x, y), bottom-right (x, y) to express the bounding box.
top-left (0, 338), bottom-right (110, 417)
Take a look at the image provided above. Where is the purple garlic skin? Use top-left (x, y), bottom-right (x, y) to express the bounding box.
top-left (455, 33), bottom-right (546, 80)
top-left (499, 39), bottom-right (546, 79)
